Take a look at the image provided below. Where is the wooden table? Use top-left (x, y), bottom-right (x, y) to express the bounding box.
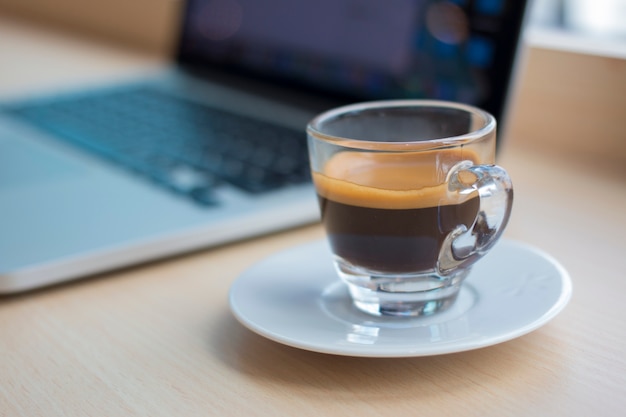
top-left (1, 17), bottom-right (625, 417)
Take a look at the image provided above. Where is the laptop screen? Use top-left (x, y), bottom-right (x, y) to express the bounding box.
top-left (177, 0), bottom-right (528, 125)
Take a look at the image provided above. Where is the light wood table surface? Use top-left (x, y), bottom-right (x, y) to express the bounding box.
top-left (1, 17), bottom-right (625, 417)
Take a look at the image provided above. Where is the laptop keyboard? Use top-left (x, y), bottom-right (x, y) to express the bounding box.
top-left (5, 87), bottom-right (311, 206)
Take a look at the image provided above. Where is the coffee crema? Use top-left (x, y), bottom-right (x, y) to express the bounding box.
top-left (313, 149), bottom-right (481, 272)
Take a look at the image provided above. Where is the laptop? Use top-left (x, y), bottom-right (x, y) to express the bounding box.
top-left (0, 0), bottom-right (529, 293)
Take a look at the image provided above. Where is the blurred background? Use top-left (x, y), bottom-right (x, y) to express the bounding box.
top-left (0, 0), bottom-right (625, 168)
top-left (1, 0), bottom-right (624, 56)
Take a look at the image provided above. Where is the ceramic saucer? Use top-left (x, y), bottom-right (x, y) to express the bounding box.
top-left (228, 239), bottom-right (572, 357)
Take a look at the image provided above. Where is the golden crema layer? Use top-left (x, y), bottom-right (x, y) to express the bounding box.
top-left (313, 149), bottom-right (480, 209)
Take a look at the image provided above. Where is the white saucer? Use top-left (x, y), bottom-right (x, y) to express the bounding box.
top-left (229, 239), bottom-right (572, 357)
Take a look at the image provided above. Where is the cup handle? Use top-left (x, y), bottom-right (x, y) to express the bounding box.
top-left (437, 161), bottom-right (514, 275)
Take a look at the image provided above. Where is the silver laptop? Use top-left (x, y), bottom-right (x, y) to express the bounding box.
top-left (0, 0), bottom-right (529, 293)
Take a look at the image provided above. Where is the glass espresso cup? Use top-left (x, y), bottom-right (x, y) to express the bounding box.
top-left (307, 100), bottom-right (513, 317)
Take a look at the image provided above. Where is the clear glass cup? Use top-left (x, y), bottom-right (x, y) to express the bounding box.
top-left (307, 100), bottom-right (513, 317)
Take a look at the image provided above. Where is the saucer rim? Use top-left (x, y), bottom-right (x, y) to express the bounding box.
top-left (229, 239), bottom-right (572, 357)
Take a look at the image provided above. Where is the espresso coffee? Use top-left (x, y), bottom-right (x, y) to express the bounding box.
top-left (313, 150), bottom-right (480, 273)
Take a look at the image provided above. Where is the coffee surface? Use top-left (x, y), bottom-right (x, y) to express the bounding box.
top-left (313, 148), bottom-right (480, 209)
